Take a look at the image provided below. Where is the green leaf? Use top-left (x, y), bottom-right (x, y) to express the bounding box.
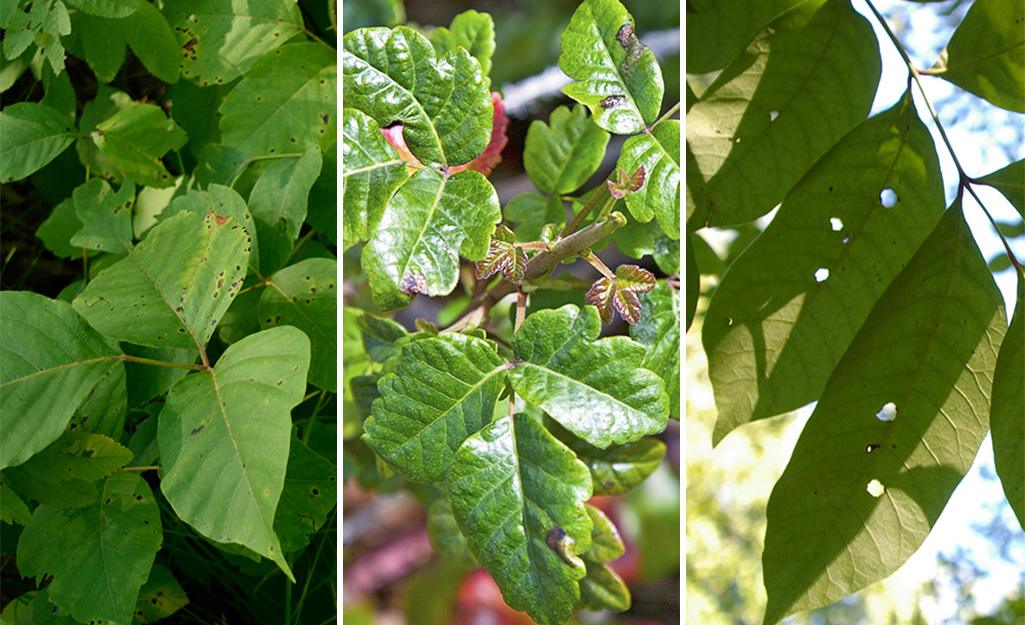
top-left (70, 178), bottom-right (135, 253)
top-left (135, 564), bottom-right (189, 623)
top-left (165, 0), bottom-right (305, 85)
top-left (16, 472), bottom-right (162, 625)
top-left (0, 482), bottom-right (32, 526)
top-left (362, 333), bottom-right (508, 483)
top-left (362, 168), bottom-right (501, 311)
top-left (980, 159), bottom-right (1024, 219)
top-left (931, 0), bottom-right (1024, 113)
top-left (443, 414), bottom-right (593, 625)
top-left (162, 184), bottom-right (259, 269)
top-left (18, 430), bottom-right (132, 483)
top-left (249, 143), bottom-right (323, 240)
top-left (40, 62), bottom-right (75, 120)
top-left (704, 94), bottom-right (944, 445)
top-left (64, 0), bottom-right (136, 18)
top-left (426, 497), bottom-right (478, 569)
top-left (549, 420), bottom-right (665, 495)
top-left (92, 103), bottom-right (188, 188)
top-left (75, 85), bottom-right (133, 182)
top-left (274, 433), bottom-right (337, 553)
top-left (219, 42), bottom-right (336, 157)
top-left (343, 26), bottom-right (493, 168)
top-left (582, 503), bottom-right (624, 562)
top-left (3, 464), bottom-right (98, 508)
top-left (341, 108), bottom-right (408, 249)
top-left (158, 326), bottom-right (310, 583)
top-left (685, 234), bottom-right (698, 331)
top-left (123, 0), bottom-right (180, 84)
top-left (73, 210), bottom-right (250, 350)
top-left (578, 559), bottom-right (630, 612)
top-left (559, 0), bottom-right (664, 135)
top-left (618, 119), bottom-right (679, 239)
top-left (505, 192), bottom-right (567, 243)
top-left (631, 281), bottom-right (681, 420)
top-left (70, 10), bottom-right (126, 83)
top-left (260, 258), bottom-right (337, 391)
top-left (429, 10), bottom-right (496, 80)
top-left (510, 305), bottom-right (669, 448)
top-left (523, 104), bottom-right (610, 195)
top-left (0, 102), bottom-right (76, 183)
top-left (991, 275), bottom-right (1024, 530)
top-left (1, 292), bottom-right (123, 470)
top-left (762, 202), bottom-right (1007, 624)
top-left (37, 198), bottom-right (86, 259)
top-left (686, 0), bottom-right (881, 229)
top-left (686, 0), bottom-right (808, 73)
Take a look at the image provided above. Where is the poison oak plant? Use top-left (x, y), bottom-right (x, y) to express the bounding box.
top-left (342, 0), bottom-right (680, 623)
top-left (687, 0), bottom-right (1023, 622)
top-left (0, 1), bottom-right (337, 623)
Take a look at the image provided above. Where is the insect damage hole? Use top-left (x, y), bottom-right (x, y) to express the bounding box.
top-left (814, 268), bottom-right (829, 282)
top-left (769, 110), bottom-right (780, 122)
top-left (830, 217), bottom-right (843, 231)
top-left (875, 402), bottom-right (897, 422)
top-left (867, 479), bottom-right (885, 497)
top-left (879, 188), bottom-right (898, 207)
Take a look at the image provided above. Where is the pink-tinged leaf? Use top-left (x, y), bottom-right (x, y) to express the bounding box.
top-left (607, 166), bottom-right (646, 199)
top-left (380, 125), bottom-right (422, 167)
top-left (450, 92), bottom-right (509, 176)
top-left (586, 276), bottom-right (616, 324)
top-left (612, 288), bottom-right (642, 324)
top-left (475, 239), bottom-right (527, 283)
top-left (615, 265), bottom-right (656, 293)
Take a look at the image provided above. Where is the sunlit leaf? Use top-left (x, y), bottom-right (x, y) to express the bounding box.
top-left (524, 104), bottom-right (610, 195)
top-left (991, 275), bottom-right (1024, 530)
top-left (341, 108), bottom-right (408, 249)
top-left (631, 281), bottom-right (680, 420)
top-left (585, 265), bottom-right (655, 324)
top-left (618, 119), bottom-right (679, 238)
top-left (429, 10), bottom-right (495, 81)
top-left (979, 158), bottom-right (1024, 219)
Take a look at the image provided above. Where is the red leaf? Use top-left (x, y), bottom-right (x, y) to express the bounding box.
top-left (607, 166), bottom-right (645, 199)
top-left (380, 124), bottom-right (422, 167)
top-left (585, 276), bottom-right (616, 324)
top-left (615, 265), bottom-right (656, 293)
top-left (613, 288), bottom-right (642, 324)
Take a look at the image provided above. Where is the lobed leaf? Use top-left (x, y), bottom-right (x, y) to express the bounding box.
top-left (631, 282), bottom-right (681, 420)
top-left (585, 264), bottom-right (655, 325)
top-left (362, 333), bottom-right (508, 483)
top-left (341, 108), bottom-right (408, 249)
top-left (559, 0), bottom-right (664, 135)
top-left (70, 178), bottom-right (135, 254)
top-left (164, 0), bottom-right (305, 86)
top-left (931, 0), bottom-right (1024, 113)
top-left (260, 258), bottom-right (337, 391)
top-left (510, 305), bottom-right (669, 448)
top-left (505, 192), bottom-right (567, 243)
top-left (343, 26), bottom-right (493, 168)
top-left (362, 168), bottom-right (501, 310)
top-left (0, 102), bottom-right (76, 183)
top-left (618, 119), bottom-right (679, 238)
top-left (16, 472), bottom-right (162, 625)
top-left (73, 210), bottom-right (250, 350)
top-left (549, 420), bottom-right (666, 495)
top-left (475, 232), bottom-right (527, 284)
top-left (606, 165), bottom-right (645, 199)
top-left (523, 104), bottom-right (610, 195)
top-left (762, 202), bottom-right (1008, 624)
top-left (703, 95), bottom-right (944, 445)
top-left (991, 275), bottom-right (1024, 530)
top-left (443, 414), bottom-right (593, 625)
top-left (219, 43), bottom-right (336, 157)
top-left (91, 103), bottom-right (188, 188)
top-left (158, 326), bottom-right (310, 582)
top-left (1, 292), bottom-right (123, 470)
top-left (686, 0), bottom-right (880, 230)
top-left (429, 10), bottom-right (496, 81)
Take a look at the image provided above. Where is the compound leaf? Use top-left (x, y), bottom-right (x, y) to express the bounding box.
top-left (362, 168), bottom-right (501, 311)
top-left (91, 103), bottom-right (188, 188)
top-left (549, 420), bottom-right (666, 496)
top-left (362, 333), bottom-right (508, 483)
top-left (0, 102), bottom-right (76, 183)
top-left (249, 143), bottom-right (323, 241)
top-left (274, 432), bottom-right (337, 553)
top-left (686, 0), bottom-right (880, 230)
top-left (704, 94), bottom-right (944, 445)
top-left (559, 0), bottom-right (664, 135)
top-left (341, 108), bottom-right (408, 249)
top-left (443, 414), bottom-right (593, 625)
top-left (523, 104), bottom-right (610, 195)
top-left (70, 178), bottom-right (135, 253)
top-left (991, 275), bottom-right (1024, 530)
top-left (158, 326), bottom-right (310, 582)
top-left (510, 305), bottom-right (669, 448)
top-left (426, 497), bottom-right (478, 569)
top-left (343, 26), bottom-right (493, 168)
top-left (219, 42), bottom-right (336, 157)
top-left (164, 0), bottom-right (305, 86)
top-left (16, 472), bottom-right (162, 625)
top-left (932, 0), bottom-right (1024, 113)
top-left (617, 119), bottom-right (679, 238)
top-left (260, 257), bottom-right (337, 391)
top-left (1, 292), bottom-right (123, 470)
top-left (762, 202), bottom-right (1007, 624)
top-left (73, 210), bottom-right (250, 350)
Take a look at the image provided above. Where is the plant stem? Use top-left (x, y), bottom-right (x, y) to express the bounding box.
top-left (117, 354), bottom-right (207, 371)
top-left (580, 249), bottom-right (615, 279)
top-left (650, 101), bottom-right (681, 131)
top-left (562, 184), bottom-right (611, 237)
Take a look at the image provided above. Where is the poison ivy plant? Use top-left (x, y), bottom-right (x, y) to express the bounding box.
top-left (1, 2), bottom-right (337, 623)
top-left (687, 0), bottom-right (1024, 622)
top-left (343, 0), bottom-right (679, 623)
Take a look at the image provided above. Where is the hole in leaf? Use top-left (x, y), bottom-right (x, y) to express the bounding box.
top-left (867, 479), bottom-right (885, 497)
top-left (843, 234), bottom-right (852, 244)
top-left (879, 188), bottom-right (897, 207)
top-left (769, 110), bottom-right (779, 121)
top-left (724, 317), bottom-right (733, 326)
top-left (814, 268), bottom-right (829, 282)
top-left (876, 402), bottom-right (897, 422)
top-left (866, 443), bottom-right (880, 453)
top-left (830, 217), bottom-right (843, 231)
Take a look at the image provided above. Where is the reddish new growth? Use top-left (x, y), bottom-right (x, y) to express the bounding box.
top-left (381, 92), bottom-right (509, 176)
top-left (585, 264), bottom-right (656, 324)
